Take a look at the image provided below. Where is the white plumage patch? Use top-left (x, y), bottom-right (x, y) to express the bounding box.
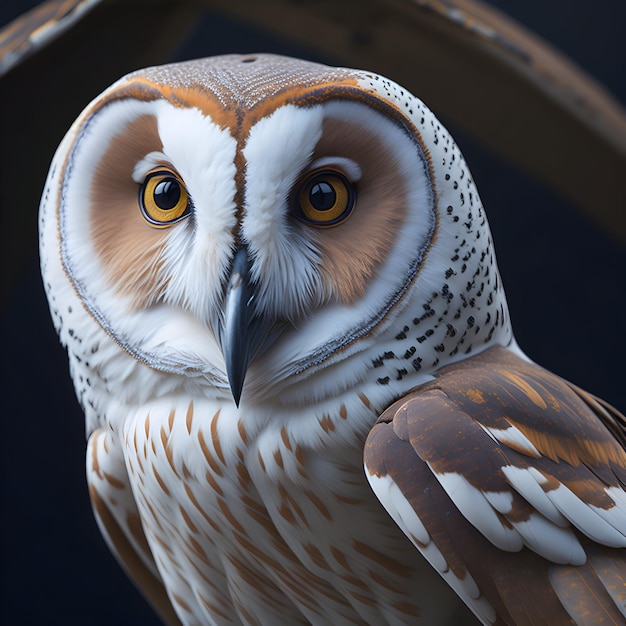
top-left (481, 424), bottom-right (541, 458)
top-left (501, 465), bottom-right (568, 526)
top-left (434, 471), bottom-right (524, 552)
top-left (243, 104), bottom-right (327, 321)
top-left (366, 470), bottom-right (498, 625)
top-left (544, 484), bottom-right (626, 547)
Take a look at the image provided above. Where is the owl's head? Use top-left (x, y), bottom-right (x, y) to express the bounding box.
top-left (40, 54), bottom-right (512, 407)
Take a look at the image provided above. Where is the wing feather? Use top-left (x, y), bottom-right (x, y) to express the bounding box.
top-left (87, 428), bottom-right (182, 626)
top-left (365, 346), bottom-right (626, 625)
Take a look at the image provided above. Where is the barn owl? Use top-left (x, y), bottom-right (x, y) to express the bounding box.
top-left (39, 54), bottom-right (626, 625)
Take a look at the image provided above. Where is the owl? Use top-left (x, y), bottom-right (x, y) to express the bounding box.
top-left (39, 54), bottom-right (626, 625)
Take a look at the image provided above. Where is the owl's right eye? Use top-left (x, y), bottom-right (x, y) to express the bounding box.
top-left (139, 170), bottom-right (191, 227)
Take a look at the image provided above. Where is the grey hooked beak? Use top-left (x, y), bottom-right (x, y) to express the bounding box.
top-left (220, 246), bottom-right (276, 407)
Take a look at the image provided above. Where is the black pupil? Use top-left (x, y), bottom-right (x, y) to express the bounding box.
top-left (309, 181), bottom-right (336, 212)
top-left (153, 179), bottom-right (181, 210)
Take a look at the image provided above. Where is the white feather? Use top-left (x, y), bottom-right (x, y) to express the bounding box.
top-left (434, 471), bottom-right (523, 552)
top-left (501, 465), bottom-right (569, 526)
top-left (483, 425), bottom-right (541, 458)
top-left (545, 484), bottom-right (626, 547)
top-left (510, 514), bottom-right (586, 565)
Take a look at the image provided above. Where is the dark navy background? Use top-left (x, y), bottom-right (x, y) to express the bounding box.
top-left (1, 1), bottom-right (624, 624)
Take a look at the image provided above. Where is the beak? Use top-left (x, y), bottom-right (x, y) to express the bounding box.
top-left (220, 245), bottom-right (275, 406)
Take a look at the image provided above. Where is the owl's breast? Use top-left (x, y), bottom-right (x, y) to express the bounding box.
top-left (117, 395), bottom-right (470, 624)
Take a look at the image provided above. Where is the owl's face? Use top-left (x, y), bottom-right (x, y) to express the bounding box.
top-left (41, 54), bottom-right (509, 407)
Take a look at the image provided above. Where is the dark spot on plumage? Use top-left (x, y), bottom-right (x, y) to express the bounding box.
top-left (467, 316), bottom-right (475, 328)
top-left (446, 205), bottom-right (453, 214)
top-left (425, 329), bottom-right (434, 338)
top-left (451, 254), bottom-right (459, 262)
top-left (434, 344), bottom-right (445, 352)
top-left (377, 376), bottom-right (390, 385)
top-left (404, 346), bottom-right (416, 358)
top-left (432, 357), bottom-right (440, 367)
top-left (396, 368), bottom-right (408, 380)
top-left (446, 324), bottom-right (457, 337)
top-left (487, 293), bottom-right (494, 305)
top-left (395, 326), bottom-right (410, 340)
top-left (453, 309), bottom-right (462, 320)
top-left (69, 329), bottom-right (74, 337)
top-left (449, 346), bottom-right (459, 356)
top-left (372, 357), bottom-right (384, 368)
top-left (412, 357), bottom-right (423, 371)
top-left (464, 345), bottom-right (473, 354)
top-left (445, 174), bottom-right (450, 181)
top-left (413, 309), bottom-right (436, 326)
top-left (453, 216), bottom-right (459, 222)
top-left (383, 351), bottom-right (395, 360)
top-left (461, 263), bottom-right (467, 273)
top-left (453, 181), bottom-right (458, 190)
top-left (460, 192), bottom-right (465, 205)
top-left (445, 268), bottom-right (456, 279)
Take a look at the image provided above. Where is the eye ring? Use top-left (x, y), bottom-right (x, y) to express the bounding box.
top-left (294, 169), bottom-right (356, 228)
top-left (139, 169), bottom-right (191, 227)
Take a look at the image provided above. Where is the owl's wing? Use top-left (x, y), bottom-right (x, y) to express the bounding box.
top-left (364, 346), bottom-right (626, 625)
top-left (87, 429), bottom-right (182, 626)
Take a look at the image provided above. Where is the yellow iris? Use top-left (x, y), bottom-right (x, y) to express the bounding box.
top-left (296, 169), bottom-right (355, 227)
top-left (140, 170), bottom-right (190, 227)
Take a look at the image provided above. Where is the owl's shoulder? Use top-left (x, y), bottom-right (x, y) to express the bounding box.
top-left (365, 345), bottom-right (626, 623)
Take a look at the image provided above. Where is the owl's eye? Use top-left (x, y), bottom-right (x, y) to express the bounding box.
top-left (295, 169), bottom-right (356, 227)
top-left (139, 170), bottom-right (191, 227)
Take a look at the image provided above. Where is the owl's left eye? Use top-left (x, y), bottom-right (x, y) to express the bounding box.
top-left (139, 170), bottom-right (191, 227)
top-left (294, 169), bottom-right (356, 228)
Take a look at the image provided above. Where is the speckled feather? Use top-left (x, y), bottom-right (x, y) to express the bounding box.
top-left (39, 54), bottom-right (625, 625)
